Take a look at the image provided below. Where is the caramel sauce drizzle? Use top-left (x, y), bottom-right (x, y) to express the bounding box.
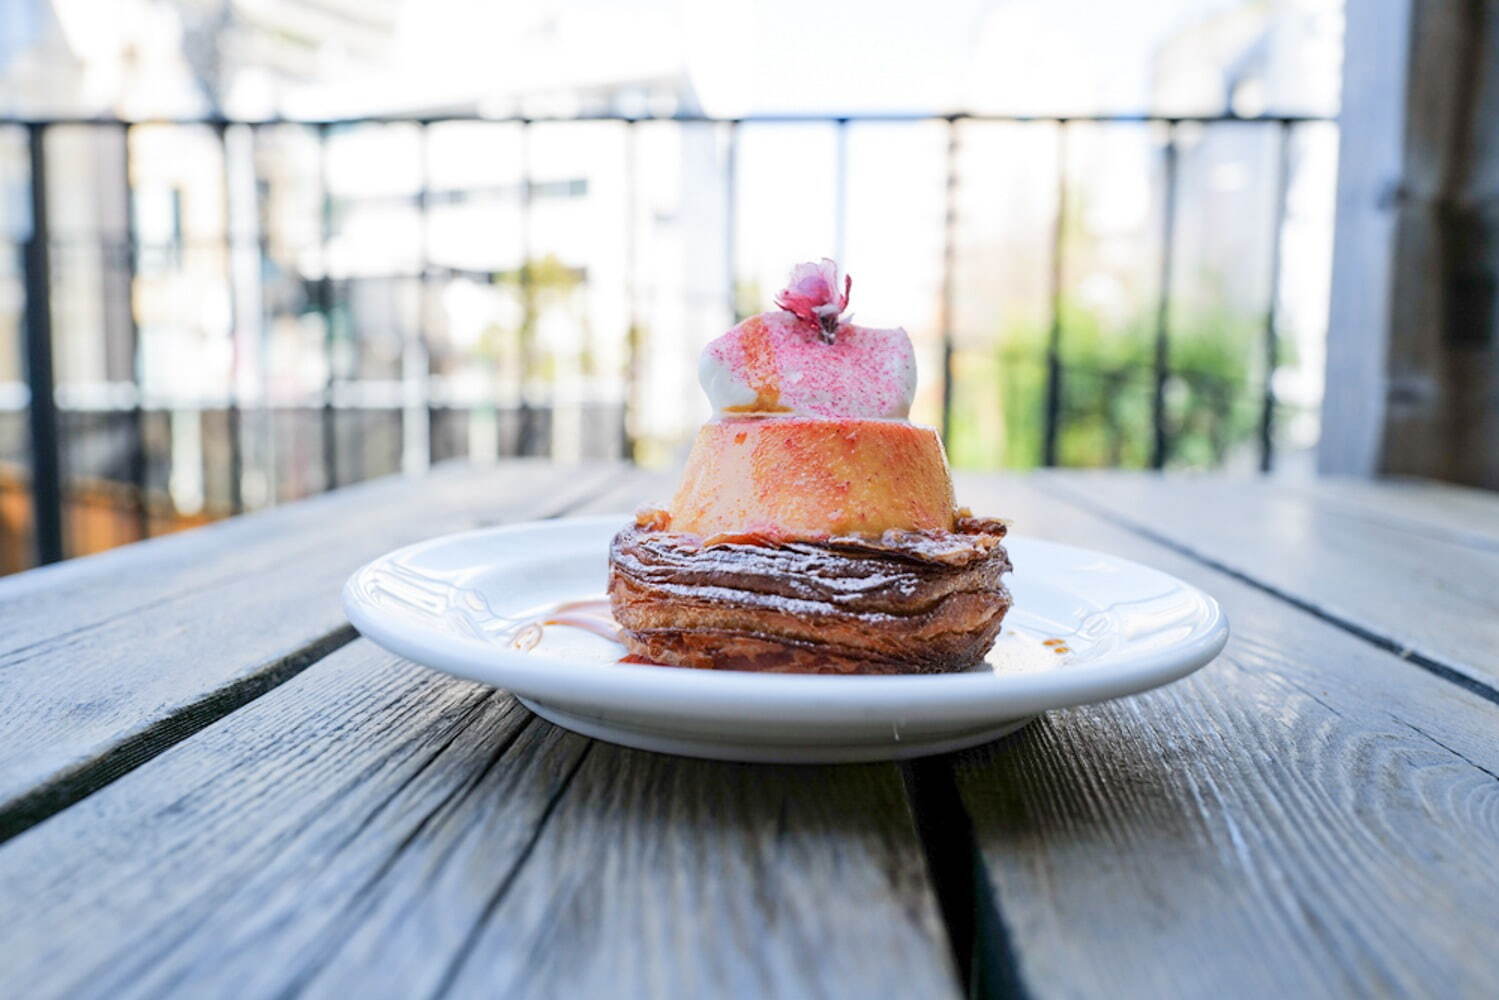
top-left (508, 598), bottom-right (621, 650)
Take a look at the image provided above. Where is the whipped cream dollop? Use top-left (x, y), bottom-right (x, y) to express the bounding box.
top-left (699, 260), bottom-right (917, 420)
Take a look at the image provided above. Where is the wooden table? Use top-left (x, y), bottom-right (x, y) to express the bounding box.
top-left (2, 462), bottom-right (1497, 998)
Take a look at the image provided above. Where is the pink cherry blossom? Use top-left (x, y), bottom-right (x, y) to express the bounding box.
top-left (774, 258), bottom-right (852, 342)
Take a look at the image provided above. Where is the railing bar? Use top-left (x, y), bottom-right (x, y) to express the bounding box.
top-left (316, 122), bottom-right (337, 492)
top-left (1150, 122), bottom-right (1179, 470)
top-left (22, 122), bottom-right (63, 565)
top-left (251, 123), bottom-right (279, 506)
top-left (217, 121), bottom-right (244, 514)
top-left (0, 112), bottom-right (1338, 128)
top-left (119, 121), bottom-right (150, 540)
top-left (1260, 119), bottom-right (1293, 474)
top-left (343, 124), bottom-right (365, 489)
top-left (516, 120), bottom-right (536, 457)
top-left (622, 119), bottom-right (640, 463)
top-left (834, 117), bottom-right (849, 264)
top-left (939, 117), bottom-right (958, 444)
top-left (409, 121), bottom-right (433, 475)
top-left (725, 120), bottom-right (739, 322)
top-left (4, 111), bottom-right (1335, 571)
top-left (1041, 119), bottom-right (1070, 467)
top-left (233, 123), bottom-right (270, 510)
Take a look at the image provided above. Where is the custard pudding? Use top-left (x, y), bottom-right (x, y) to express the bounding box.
top-left (608, 259), bottom-right (1011, 674)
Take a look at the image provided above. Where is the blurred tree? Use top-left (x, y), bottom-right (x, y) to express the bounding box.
top-left (483, 254), bottom-right (583, 455)
top-left (948, 298), bottom-right (1271, 471)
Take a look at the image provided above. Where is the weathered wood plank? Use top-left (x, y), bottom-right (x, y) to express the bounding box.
top-left (0, 473), bottom-right (958, 999)
top-left (0, 645), bottom-right (568, 998)
top-left (946, 476), bottom-right (1499, 997)
top-left (11, 466), bottom-right (1493, 997)
top-left (433, 745), bottom-right (949, 999)
top-left (1037, 471), bottom-right (1499, 690)
top-left (1286, 475), bottom-right (1499, 549)
top-left (0, 460), bottom-right (624, 840)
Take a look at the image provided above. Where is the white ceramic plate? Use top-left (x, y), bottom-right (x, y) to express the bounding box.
top-left (343, 515), bottom-right (1228, 763)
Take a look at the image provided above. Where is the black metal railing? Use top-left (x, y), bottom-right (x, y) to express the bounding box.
top-left (0, 110), bottom-right (1335, 570)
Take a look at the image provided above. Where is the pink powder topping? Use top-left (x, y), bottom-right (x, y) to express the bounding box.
top-left (700, 261), bottom-right (917, 420)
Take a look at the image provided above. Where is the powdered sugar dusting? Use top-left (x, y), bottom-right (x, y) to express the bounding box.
top-left (985, 630), bottom-right (1072, 673)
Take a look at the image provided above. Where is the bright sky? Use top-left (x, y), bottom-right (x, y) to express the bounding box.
top-left (12, 0), bottom-right (1339, 119)
top-left (296, 0), bottom-right (1340, 119)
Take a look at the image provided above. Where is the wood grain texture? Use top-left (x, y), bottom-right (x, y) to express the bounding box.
top-left (0, 460), bottom-right (624, 839)
top-left (0, 470), bottom-right (958, 999)
top-left (1036, 471), bottom-right (1499, 690)
top-left (0, 644), bottom-right (558, 999)
top-left (433, 746), bottom-right (952, 999)
top-left (947, 476), bottom-right (1499, 997)
top-left (1286, 475), bottom-right (1499, 549)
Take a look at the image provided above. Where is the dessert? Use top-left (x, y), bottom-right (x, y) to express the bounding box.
top-left (608, 260), bottom-right (1012, 674)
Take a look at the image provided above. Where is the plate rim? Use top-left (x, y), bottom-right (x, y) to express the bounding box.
top-left (342, 515), bottom-right (1230, 723)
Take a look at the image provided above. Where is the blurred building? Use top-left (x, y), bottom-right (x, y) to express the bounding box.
top-left (0, 0), bottom-right (1342, 570)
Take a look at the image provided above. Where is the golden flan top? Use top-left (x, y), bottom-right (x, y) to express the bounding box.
top-left (669, 418), bottom-right (955, 541)
top-left (665, 260), bottom-right (957, 542)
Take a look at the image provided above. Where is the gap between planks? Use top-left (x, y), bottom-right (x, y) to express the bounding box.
top-left (0, 467), bottom-right (630, 847)
top-left (1042, 478), bottom-right (1499, 710)
top-left (0, 626), bottom-right (354, 845)
top-left (0, 465), bottom-right (976, 999)
top-left (427, 741), bottom-right (596, 998)
top-left (30, 466), bottom-right (1452, 998)
top-left (903, 758), bottom-right (1031, 1000)
top-left (570, 468), bottom-right (1007, 997)
top-left (910, 475), bottom-right (1499, 999)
